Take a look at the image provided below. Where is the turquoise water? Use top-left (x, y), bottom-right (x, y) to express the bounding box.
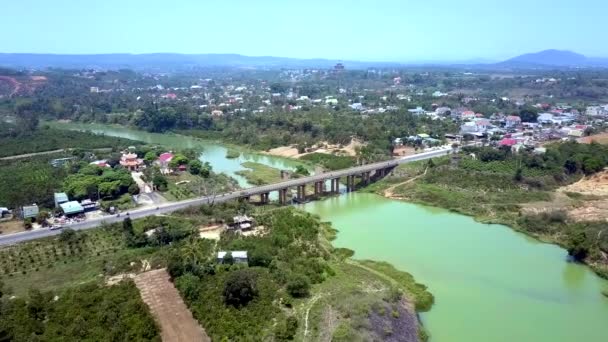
top-left (304, 193), bottom-right (608, 342)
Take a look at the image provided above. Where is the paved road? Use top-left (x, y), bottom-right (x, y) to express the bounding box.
top-left (0, 148), bottom-right (452, 246)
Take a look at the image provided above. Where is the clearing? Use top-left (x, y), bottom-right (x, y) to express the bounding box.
top-left (134, 268), bottom-right (210, 342)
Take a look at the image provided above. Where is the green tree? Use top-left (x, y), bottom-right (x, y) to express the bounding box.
top-left (286, 274), bottom-right (311, 298)
top-left (223, 251), bottom-right (234, 265)
top-left (59, 228), bottom-right (77, 243)
top-left (168, 154), bottom-right (189, 169)
top-left (223, 269), bottom-right (258, 307)
top-left (189, 160), bottom-right (203, 175)
top-left (566, 230), bottom-right (589, 261)
top-left (143, 151), bottom-right (157, 164)
top-left (153, 174), bottom-right (168, 191)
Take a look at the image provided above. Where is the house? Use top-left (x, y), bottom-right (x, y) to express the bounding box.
top-left (538, 113), bottom-right (554, 124)
top-left (211, 110), bottom-right (224, 117)
top-left (408, 107), bottom-right (426, 115)
top-left (217, 251), bottom-right (248, 264)
top-left (80, 199), bottom-right (98, 212)
top-left (90, 160), bottom-right (110, 168)
top-left (325, 98), bottom-right (338, 105)
top-left (54, 192), bottom-right (69, 208)
top-left (21, 204), bottom-right (39, 219)
top-left (50, 157), bottom-right (77, 168)
top-left (499, 138), bottom-right (518, 147)
top-left (461, 111), bottom-right (476, 121)
top-left (435, 107), bottom-right (451, 116)
top-left (60, 201), bottom-right (85, 216)
top-left (350, 103), bottom-right (363, 111)
top-left (505, 115), bottom-right (522, 128)
top-left (119, 152), bottom-right (143, 171)
top-left (158, 152), bottom-right (174, 168)
top-left (230, 215), bottom-right (254, 230)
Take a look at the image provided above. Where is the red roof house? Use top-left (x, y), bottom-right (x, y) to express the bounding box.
top-left (499, 138), bottom-right (518, 147)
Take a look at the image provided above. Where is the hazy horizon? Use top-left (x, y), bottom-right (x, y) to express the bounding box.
top-left (2, 0), bottom-right (607, 62)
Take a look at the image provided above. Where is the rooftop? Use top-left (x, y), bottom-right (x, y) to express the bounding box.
top-left (60, 201), bottom-right (84, 215)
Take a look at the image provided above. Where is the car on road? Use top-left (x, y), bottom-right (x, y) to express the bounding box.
top-left (50, 224), bottom-right (63, 230)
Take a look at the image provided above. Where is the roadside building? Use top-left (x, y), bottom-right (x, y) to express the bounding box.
top-left (230, 215), bottom-right (254, 230)
top-left (50, 157), bottom-right (77, 168)
top-left (217, 251), bottom-right (248, 264)
top-left (60, 201), bottom-right (85, 216)
top-left (54, 192), bottom-right (69, 208)
top-left (80, 199), bottom-right (98, 212)
top-left (21, 204), bottom-right (39, 219)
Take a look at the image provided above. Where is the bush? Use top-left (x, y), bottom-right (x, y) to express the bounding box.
top-left (286, 273), bottom-right (310, 298)
top-left (223, 269), bottom-right (259, 307)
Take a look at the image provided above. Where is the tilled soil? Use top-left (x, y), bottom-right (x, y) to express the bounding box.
top-left (134, 269), bottom-right (210, 342)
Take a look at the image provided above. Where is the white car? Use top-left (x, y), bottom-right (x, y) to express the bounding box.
top-left (50, 225), bottom-right (63, 230)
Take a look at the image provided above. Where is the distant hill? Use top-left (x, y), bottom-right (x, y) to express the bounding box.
top-left (499, 50), bottom-right (608, 68)
top-left (0, 53), bottom-right (403, 70)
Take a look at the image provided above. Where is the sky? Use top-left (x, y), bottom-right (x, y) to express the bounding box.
top-left (1, 0), bottom-right (606, 62)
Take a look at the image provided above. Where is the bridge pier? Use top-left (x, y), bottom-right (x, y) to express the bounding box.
top-left (260, 192), bottom-right (269, 204)
top-left (278, 188), bottom-right (288, 205)
top-left (314, 181), bottom-right (323, 195)
top-left (297, 184), bottom-right (306, 200)
top-left (330, 178), bottom-right (340, 193)
top-left (240, 196), bottom-right (250, 203)
top-left (346, 175), bottom-right (355, 192)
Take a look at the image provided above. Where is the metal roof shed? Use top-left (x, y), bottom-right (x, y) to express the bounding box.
top-left (60, 201), bottom-right (84, 215)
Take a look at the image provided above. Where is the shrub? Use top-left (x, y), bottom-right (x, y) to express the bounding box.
top-left (286, 274), bottom-right (311, 298)
top-left (223, 269), bottom-right (258, 307)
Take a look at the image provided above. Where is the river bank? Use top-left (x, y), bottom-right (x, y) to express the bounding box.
top-left (303, 193), bottom-right (608, 342)
top-left (367, 162), bottom-right (608, 280)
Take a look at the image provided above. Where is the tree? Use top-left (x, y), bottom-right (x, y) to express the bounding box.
top-left (153, 174), bottom-right (168, 191)
top-left (582, 157), bottom-right (604, 175)
top-left (144, 151), bottom-right (157, 164)
top-left (566, 230), bottom-right (589, 261)
top-left (294, 165), bottom-right (310, 176)
top-left (514, 167), bottom-right (523, 181)
top-left (223, 269), bottom-right (258, 307)
top-left (223, 251), bottom-right (234, 265)
top-left (519, 109), bottom-right (538, 123)
top-left (59, 228), bottom-right (77, 243)
top-left (15, 102), bottom-right (40, 133)
top-left (189, 160), bottom-right (203, 175)
top-left (122, 217), bottom-right (134, 235)
top-left (168, 154), bottom-right (189, 169)
top-left (36, 211), bottom-right (50, 226)
top-left (286, 274), bottom-right (311, 298)
top-left (23, 218), bottom-right (33, 230)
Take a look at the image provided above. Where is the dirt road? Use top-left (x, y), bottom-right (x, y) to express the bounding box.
top-left (134, 269), bottom-right (210, 342)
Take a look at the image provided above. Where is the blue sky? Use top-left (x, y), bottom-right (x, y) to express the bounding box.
top-left (1, 0), bottom-right (606, 61)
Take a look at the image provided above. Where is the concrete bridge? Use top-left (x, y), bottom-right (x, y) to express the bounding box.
top-left (238, 147), bottom-right (452, 204)
top-left (0, 147), bottom-right (453, 246)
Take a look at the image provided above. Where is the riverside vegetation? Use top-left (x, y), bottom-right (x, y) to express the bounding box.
top-left (0, 202), bottom-right (433, 341)
top-left (368, 141), bottom-right (608, 278)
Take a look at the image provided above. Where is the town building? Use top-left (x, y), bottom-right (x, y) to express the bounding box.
top-left (230, 215), bottom-right (254, 230)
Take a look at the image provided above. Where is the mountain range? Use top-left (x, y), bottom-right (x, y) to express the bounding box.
top-left (0, 50), bottom-right (607, 70)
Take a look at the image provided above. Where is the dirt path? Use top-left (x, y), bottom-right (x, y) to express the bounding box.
top-left (134, 269), bottom-right (210, 342)
top-left (383, 167), bottom-right (428, 198)
top-left (0, 149), bottom-right (66, 160)
top-left (304, 293), bottom-right (324, 339)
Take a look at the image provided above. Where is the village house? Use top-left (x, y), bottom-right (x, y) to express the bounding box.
top-left (505, 115), bottom-right (522, 128)
top-left (408, 107), bottom-right (426, 115)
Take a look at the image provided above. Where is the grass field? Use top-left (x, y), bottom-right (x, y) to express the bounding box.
top-left (235, 162), bottom-right (282, 185)
top-left (0, 226), bottom-right (157, 296)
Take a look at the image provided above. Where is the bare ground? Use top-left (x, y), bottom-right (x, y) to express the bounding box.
top-left (522, 170), bottom-right (608, 222)
top-left (134, 269), bottom-right (210, 342)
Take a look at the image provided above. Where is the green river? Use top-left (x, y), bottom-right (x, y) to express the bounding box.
top-left (59, 123), bottom-right (608, 341)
